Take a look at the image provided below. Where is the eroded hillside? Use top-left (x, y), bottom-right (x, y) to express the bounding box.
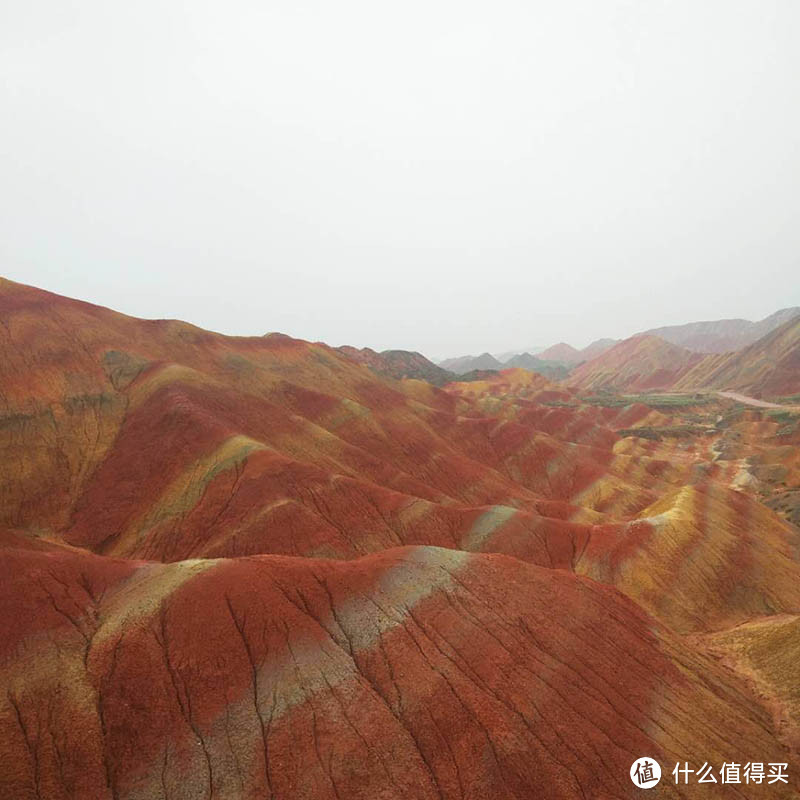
top-left (1, 277), bottom-right (799, 799)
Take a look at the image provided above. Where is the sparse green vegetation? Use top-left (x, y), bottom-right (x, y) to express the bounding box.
top-left (583, 396), bottom-right (630, 407)
top-left (616, 427), bottom-right (660, 440)
top-left (766, 409), bottom-right (800, 425)
top-left (584, 393), bottom-right (713, 409)
top-left (773, 394), bottom-right (800, 405)
top-left (766, 408), bottom-right (800, 437)
top-left (617, 424), bottom-right (710, 440)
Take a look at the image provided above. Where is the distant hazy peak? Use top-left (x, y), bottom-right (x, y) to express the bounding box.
top-left (438, 352), bottom-right (504, 374)
top-left (643, 307), bottom-right (800, 353)
top-left (537, 342), bottom-right (583, 364)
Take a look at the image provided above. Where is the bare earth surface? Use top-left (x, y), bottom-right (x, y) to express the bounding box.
top-left (717, 391), bottom-right (800, 410)
top-left (2, 277), bottom-right (800, 799)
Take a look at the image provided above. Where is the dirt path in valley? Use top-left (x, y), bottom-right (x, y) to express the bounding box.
top-left (716, 391), bottom-right (800, 410)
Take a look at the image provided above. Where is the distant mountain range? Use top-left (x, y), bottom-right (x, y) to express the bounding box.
top-left (337, 346), bottom-right (454, 386)
top-left (536, 342), bottom-right (583, 364)
top-left (435, 308), bottom-right (800, 387)
top-left (439, 338), bottom-right (619, 376)
top-left (492, 345), bottom-right (545, 361)
top-left (438, 351), bottom-right (570, 380)
top-left (337, 348), bottom-right (543, 385)
top-left (429, 307), bottom-right (800, 399)
top-left (643, 307), bottom-right (800, 353)
top-left (568, 335), bottom-right (705, 393)
top-left (569, 315), bottom-right (800, 398)
top-left (501, 352), bottom-right (570, 380)
top-left (337, 306), bottom-right (800, 398)
top-left (438, 352), bottom-right (504, 373)
top-left (673, 315), bottom-right (800, 397)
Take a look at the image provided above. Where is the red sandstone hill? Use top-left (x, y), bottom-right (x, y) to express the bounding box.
top-left (536, 342), bottom-right (583, 364)
top-left (336, 345), bottom-right (454, 386)
top-left (1, 276), bottom-right (799, 798)
top-left (570, 318), bottom-right (800, 398)
top-left (674, 316), bottom-right (800, 398)
top-left (577, 337), bottom-right (619, 361)
top-left (3, 532), bottom-right (797, 799)
top-left (568, 334), bottom-right (703, 392)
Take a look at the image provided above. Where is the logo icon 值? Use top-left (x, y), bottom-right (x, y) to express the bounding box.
top-left (630, 757), bottom-right (662, 788)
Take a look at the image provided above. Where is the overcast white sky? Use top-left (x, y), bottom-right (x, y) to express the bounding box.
top-left (2, 1), bottom-right (799, 358)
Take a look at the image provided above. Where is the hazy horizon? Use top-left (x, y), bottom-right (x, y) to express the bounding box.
top-left (3, 1), bottom-right (800, 358)
top-left (5, 272), bottom-right (798, 361)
